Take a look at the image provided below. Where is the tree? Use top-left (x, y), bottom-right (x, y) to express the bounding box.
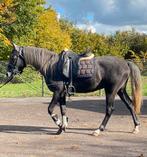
top-left (0, 0), bottom-right (16, 26)
top-left (0, 28), bottom-right (11, 60)
top-left (117, 30), bottom-right (147, 61)
top-left (59, 18), bottom-right (74, 35)
top-left (69, 27), bottom-right (109, 56)
top-left (0, 0), bottom-right (14, 60)
top-left (3, 0), bottom-right (45, 40)
top-left (0, 0), bottom-right (45, 60)
top-left (32, 8), bottom-right (71, 52)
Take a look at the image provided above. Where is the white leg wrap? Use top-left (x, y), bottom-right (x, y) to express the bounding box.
top-left (56, 119), bottom-right (61, 126)
top-left (92, 129), bottom-right (101, 136)
top-left (62, 115), bottom-right (68, 127)
top-left (51, 113), bottom-right (56, 117)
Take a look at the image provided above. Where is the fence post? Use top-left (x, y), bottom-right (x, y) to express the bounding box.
top-left (41, 75), bottom-right (44, 97)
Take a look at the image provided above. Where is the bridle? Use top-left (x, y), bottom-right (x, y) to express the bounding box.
top-left (0, 75), bottom-right (13, 88)
top-left (0, 47), bottom-right (26, 89)
top-left (8, 46), bottom-right (26, 75)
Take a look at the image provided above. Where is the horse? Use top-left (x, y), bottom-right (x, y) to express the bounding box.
top-left (6, 43), bottom-right (142, 136)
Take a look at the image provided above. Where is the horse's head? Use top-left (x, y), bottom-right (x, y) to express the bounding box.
top-left (6, 43), bottom-right (26, 78)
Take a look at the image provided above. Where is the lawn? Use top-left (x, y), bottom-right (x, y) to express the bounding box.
top-left (0, 80), bottom-right (52, 97)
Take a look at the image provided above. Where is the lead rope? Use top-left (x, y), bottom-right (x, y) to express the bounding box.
top-left (0, 75), bottom-right (13, 88)
top-left (17, 74), bottom-right (53, 96)
top-left (18, 74), bottom-right (70, 97)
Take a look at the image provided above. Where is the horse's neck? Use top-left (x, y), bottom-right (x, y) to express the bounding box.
top-left (24, 47), bottom-right (58, 75)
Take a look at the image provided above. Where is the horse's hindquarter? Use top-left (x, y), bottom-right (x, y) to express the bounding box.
top-left (97, 56), bottom-right (130, 88)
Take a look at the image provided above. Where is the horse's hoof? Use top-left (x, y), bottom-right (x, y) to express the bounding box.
top-left (92, 129), bottom-right (100, 136)
top-left (132, 126), bottom-right (139, 134)
top-left (56, 127), bottom-right (63, 135)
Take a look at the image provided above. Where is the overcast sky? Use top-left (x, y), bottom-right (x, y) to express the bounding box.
top-left (46, 0), bottom-right (147, 34)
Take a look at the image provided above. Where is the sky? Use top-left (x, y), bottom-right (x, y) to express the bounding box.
top-left (46, 0), bottom-right (147, 34)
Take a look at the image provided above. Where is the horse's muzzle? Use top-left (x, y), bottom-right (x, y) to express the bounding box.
top-left (6, 71), bottom-right (13, 78)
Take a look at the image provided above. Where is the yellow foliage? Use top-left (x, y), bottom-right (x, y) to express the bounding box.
top-left (34, 9), bottom-right (71, 52)
top-left (0, 29), bottom-right (11, 46)
top-left (0, 0), bottom-right (16, 25)
top-left (0, 0), bottom-right (13, 12)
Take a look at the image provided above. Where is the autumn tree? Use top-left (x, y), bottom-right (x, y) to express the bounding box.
top-left (107, 31), bottom-right (129, 57)
top-left (0, 0), bottom-right (45, 60)
top-left (113, 30), bottom-right (147, 61)
top-left (0, 0), bottom-right (15, 60)
top-left (0, 0), bottom-right (16, 26)
top-left (32, 8), bottom-right (71, 52)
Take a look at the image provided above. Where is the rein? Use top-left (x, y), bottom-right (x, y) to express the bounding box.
top-left (0, 75), bottom-right (13, 89)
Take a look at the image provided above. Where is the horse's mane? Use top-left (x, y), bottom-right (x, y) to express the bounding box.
top-left (23, 46), bottom-right (58, 73)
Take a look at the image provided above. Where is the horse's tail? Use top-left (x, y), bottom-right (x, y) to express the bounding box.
top-left (127, 61), bottom-right (142, 114)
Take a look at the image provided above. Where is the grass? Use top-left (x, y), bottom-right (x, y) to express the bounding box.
top-left (0, 80), bottom-right (52, 98)
top-left (126, 76), bottom-right (147, 96)
top-left (142, 77), bottom-right (147, 96)
top-left (0, 77), bottom-right (147, 98)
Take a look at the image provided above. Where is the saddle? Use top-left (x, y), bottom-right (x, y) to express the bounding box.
top-left (57, 50), bottom-right (95, 96)
top-left (58, 50), bottom-right (95, 80)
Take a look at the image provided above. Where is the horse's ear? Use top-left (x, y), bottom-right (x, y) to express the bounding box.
top-left (12, 43), bottom-right (19, 51)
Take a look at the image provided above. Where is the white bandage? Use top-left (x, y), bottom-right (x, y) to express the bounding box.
top-left (62, 115), bottom-right (68, 127)
top-left (56, 119), bottom-right (61, 126)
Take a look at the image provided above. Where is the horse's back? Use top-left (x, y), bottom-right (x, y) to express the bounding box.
top-left (97, 56), bottom-right (129, 74)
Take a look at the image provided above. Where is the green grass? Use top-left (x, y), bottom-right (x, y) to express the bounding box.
top-left (142, 77), bottom-right (147, 96)
top-left (126, 76), bottom-right (147, 96)
top-left (0, 77), bottom-right (147, 98)
top-left (0, 80), bottom-right (52, 98)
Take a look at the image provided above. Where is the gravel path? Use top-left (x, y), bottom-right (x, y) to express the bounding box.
top-left (0, 97), bottom-right (147, 157)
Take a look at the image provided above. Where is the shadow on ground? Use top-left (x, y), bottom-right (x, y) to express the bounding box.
top-left (0, 125), bottom-right (94, 135)
top-left (66, 99), bottom-right (147, 115)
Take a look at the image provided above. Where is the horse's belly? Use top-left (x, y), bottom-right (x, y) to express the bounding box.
top-left (73, 78), bottom-right (98, 93)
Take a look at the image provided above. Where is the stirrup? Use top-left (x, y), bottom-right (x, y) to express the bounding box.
top-left (67, 85), bottom-right (75, 96)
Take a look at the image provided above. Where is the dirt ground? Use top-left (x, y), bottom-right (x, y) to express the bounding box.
top-left (0, 97), bottom-right (147, 157)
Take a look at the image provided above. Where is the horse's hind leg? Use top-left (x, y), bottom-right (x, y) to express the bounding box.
top-left (118, 88), bottom-right (140, 134)
top-left (93, 90), bottom-right (115, 136)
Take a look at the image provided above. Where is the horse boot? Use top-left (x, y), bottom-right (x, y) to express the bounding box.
top-left (62, 115), bottom-right (68, 132)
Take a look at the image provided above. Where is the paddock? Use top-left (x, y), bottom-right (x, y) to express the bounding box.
top-left (0, 97), bottom-right (147, 157)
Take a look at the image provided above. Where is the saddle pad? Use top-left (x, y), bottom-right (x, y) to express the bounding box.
top-left (77, 59), bottom-right (95, 78)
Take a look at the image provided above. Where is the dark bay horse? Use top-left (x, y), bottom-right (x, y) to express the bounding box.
top-left (6, 44), bottom-right (142, 136)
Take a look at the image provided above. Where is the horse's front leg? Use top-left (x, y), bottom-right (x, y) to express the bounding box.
top-left (48, 92), bottom-right (62, 134)
top-left (59, 92), bottom-right (68, 132)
